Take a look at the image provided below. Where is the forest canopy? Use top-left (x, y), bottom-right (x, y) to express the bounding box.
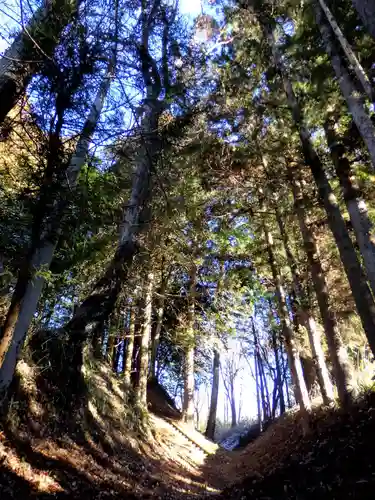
top-left (1, 0), bottom-right (375, 441)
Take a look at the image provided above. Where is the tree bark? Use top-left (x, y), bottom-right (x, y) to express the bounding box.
top-left (135, 271), bottom-right (154, 406)
top-left (324, 115), bottom-right (375, 297)
top-left (313, 0), bottom-right (375, 170)
top-left (352, 0), bottom-right (375, 41)
top-left (318, 0), bottom-right (374, 100)
top-left (182, 263), bottom-right (197, 425)
top-left (0, 0), bottom-right (79, 125)
top-left (205, 348), bottom-right (220, 439)
top-left (0, 52), bottom-right (117, 396)
top-left (124, 307), bottom-right (135, 387)
top-left (230, 377), bottom-right (237, 428)
top-left (275, 206), bottom-right (334, 405)
top-left (263, 221), bottom-right (311, 412)
top-left (261, 19), bottom-right (375, 365)
top-left (150, 270), bottom-right (169, 379)
top-left (205, 264), bottom-right (224, 438)
top-left (272, 326), bottom-right (286, 415)
top-left (290, 168), bottom-right (354, 405)
top-left (254, 336), bottom-right (262, 430)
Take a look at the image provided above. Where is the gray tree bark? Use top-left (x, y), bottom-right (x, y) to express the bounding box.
top-left (205, 349), bottom-right (220, 439)
top-left (0, 0), bottom-right (79, 124)
top-left (318, 0), bottom-right (373, 100)
top-left (182, 263), bottom-right (197, 425)
top-left (324, 115), bottom-right (375, 298)
top-left (313, 0), bottom-right (375, 170)
top-left (263, 221), bottom-right (311, 412)
top-left (290, 166), bottom-right (354, 405)
top-left (260, 17), bottom-right (375, 369)
top-left (150, 270), bottom-right (169, 379)
top-left (275, 206), bottom-right (334, 405)
top-left (123, 307), bottom-right (135, 388)
top-left (135, 271), bottom-right (154, 406)
top-left (0, 54), bottom-right (116, 396)
top-left (352, 0), bottom-right (375, 40)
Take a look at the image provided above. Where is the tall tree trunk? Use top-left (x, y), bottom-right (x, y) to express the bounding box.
top-left (290, 167), bottom-right (354, 404)
top-left (250, 316), bottom-right (266, 426)
top-left (324, 115), bottom-right (375, 297)
top-left (313, 0), bottom-right (375, 169)
top-left (263, 222), bottom-right (311, 412)
top-left (0, 51), bottom-right (117, 396)
top-left (318, 0), bottom-right (373, 100)
top-left (182, 264), bottom-right (197, 425)
top-left (273, 331), bottom-right (286, 415)
top-left (254, 339), bottom-right (262, 430)
top-left (260, 17), bottom-right (375, 363)
top-left (150, 270), bottom-right (169, 379)
top-left (230, 378), bottom-right (237, 428)
top-left (205, 263), bottom-right (224, 439)
top-left (124, 307), bottom-right (135, 388)
top-left (135, 271), bottom-right (154, 406)
top-left (205, 349), bottom-right (220, 439)
top-left (275, 206), bottom-right (334, 405)
top-left (0, 0), bottom-right (79, 125)
top-left (352, 0), bottom-right (375, 40)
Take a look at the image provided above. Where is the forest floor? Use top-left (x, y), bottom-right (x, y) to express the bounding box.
top-left (1, 362), bottom-right (375, 499)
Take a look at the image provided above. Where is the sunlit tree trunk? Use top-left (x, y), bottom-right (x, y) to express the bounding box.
top-left (275, 206), bottom-right (334, 405)
top-left (263, 221), bottom-right (311, 412)
top-left (313, 0), bottom-right (375, 170)
top-left (0, 50), bottom-right (117, 396)
top-left (254, 337), bottom-right (262, 430)
top-left (150, 270), bottom-right (169, 379)
top-left (259, 17), bottom-right (375, 366)
top-left (0, 0), bottom-right (79, 125)
top-left (205, 349), bottom-right (220, 439)
top-left (182, 264), bottom-right (197, 425)
top-left (318, 0), bottom-right (373, 100)
top-left (290, 167), bottom-right (354, 405)
top-left (135, 271), bottom-right (154, 406)
top-left (124, 307), bottom-right (135, 388)
top-left (324, 116), bottom-right (375, 297)
top-left (352, 0), bottom-right (375, 40)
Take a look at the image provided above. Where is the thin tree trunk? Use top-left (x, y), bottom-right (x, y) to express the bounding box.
top-left (271, 322), bottom-right (286, 415)
top-left (182, 263), bottom-right (197, 425)
top-left (263, 222), bottom-right (311, 412)
top-left (135, 271), bottom-right (154, 406)
top-left (205, 349), bottom-right (220, 439)
top-left (254, 340), bottom-right (262, 430)
top-left (352, 0), bottom-right (375, 40)
top-left (313, 0), bottom-right (375, 169)
top-left (324, 116), bottom-right (375, 297)
top-left (124, 307), bottom-right (135, 387)
top-left (150, 270), bottom-right (169, 379)
top-left (290, 167), bottom-right (354, 404)
top-left (318, 0), bottom-right (374, 100)
top-left (0, 0), bottom-right (80, 125)
top-left (275, 207), bottom-right (334, 405)
top-left (261, 19), bottom-right (375, 364)
top-left (205, 263), bottom-right (224, 438)
top-left (230, 379), bottom-right (237, 428)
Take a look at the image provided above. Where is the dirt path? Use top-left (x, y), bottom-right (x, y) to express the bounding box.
top-left (0, 413), bottom-right (230, 499)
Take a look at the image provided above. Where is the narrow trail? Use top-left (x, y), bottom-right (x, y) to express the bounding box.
top-left (2, 371), bottom-right (375, 499)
